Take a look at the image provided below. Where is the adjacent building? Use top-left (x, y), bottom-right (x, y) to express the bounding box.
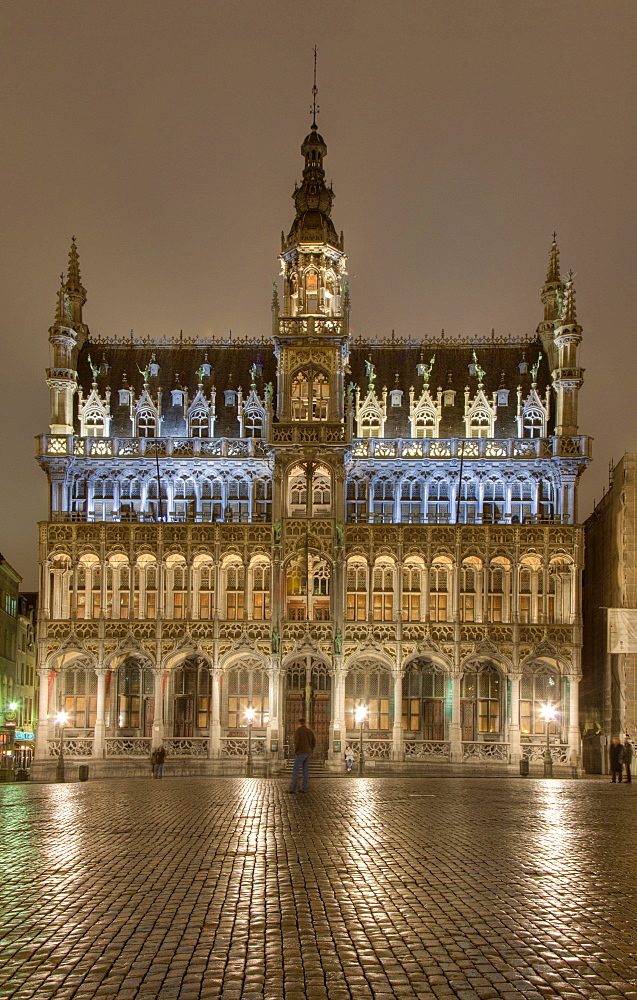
top-left (33, 116), bottom-right (591, 779)
top-left (581, 454), bottom-right (637, 771)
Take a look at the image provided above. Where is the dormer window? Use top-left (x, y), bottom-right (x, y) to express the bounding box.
top-left (469, 410), bottom-right (491, 438)
top-left (225, 390), bottom-right (236, 407)
top-left (518, 360), bottom-right (528, 375)
top-left (149, 358), bottom-right (160, 377)
top-left (390, 389), bottom-right (403, 407)
top-left (137, 409), bottom-right (157, 437)
top-left (497, 389), bottom-right (510, 407)
top-left (190, 410), bottom-right (210, 438)
top-left (119, 389), bottom-right (131, 406)
top-left (171, 390), bottom-right (184, 406)
top-left (200, 362), bottom-right (211, 377)
top-left (443, 390), bottom-right (456, 407)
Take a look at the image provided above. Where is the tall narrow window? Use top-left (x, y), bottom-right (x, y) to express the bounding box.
top-left (252, 561), bottom-right (271, 621)
top-left (372, 563), bottom-right (394, 622)
top-left (225, 562), bottom-right (245, 620)
top-left (402, 563), bottom-right (422, 622)
top-left (346, 561), bottom-right (367, 621)
top-left (291, 369), bottom-right (329, 422)
top-left (429, 558), bottom-right (451, 622)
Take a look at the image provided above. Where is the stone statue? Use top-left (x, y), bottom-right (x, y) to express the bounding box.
top-left (273, 519), bottom-right (282, 544)
top-left (336, 521), bottom-right (344, 546)
top-left (334, 629), bottom-right (343, 655)
top-left (271, 628), bottom-right (280, 654)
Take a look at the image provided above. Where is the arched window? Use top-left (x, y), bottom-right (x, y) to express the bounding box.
top-left (430, 557), bottom-right (452, 621)
top-left (137, 408), bottom-right (157, 437)
top-left (461, 556), bottom-right (482, 623)
top-left (173, 661), bottom-right (212, 735)
top-left (84, 411), bottom-right (106, 438)
top-left (108, 553), bottom-right (130, 620)
top-left (402, 660), bottom-right (448, 738)
top-left (251, 560), bottom-right (271, 621)
top-left (402, 561), bottom-right (423, 622)
top-left (482, 479), bottom-right (505, 523)
top-left (523, 407), bottom-right (545, 438)
top-left (287, 464), bottom-right (331, 517)
top-left (75, 553), bottom-right (99, 620)
top-left (359, 407), bottom-right (382, 439)
top-left (414, 408), bottom-right (437, 439)
top-left (548, 556), bottom-right (574, 624)
top-left (488, 557), bottom-right (511, 623)
top-left (286, 556), bottom-right (306, 620)
top-left (346, 560), bottom-right (368, 621)
top-left (193, 554), bottom-right (215, 620)
top-left (310, 557), bottom-right (331, 621)
top-left (166, 554), bottom-right (187, 620)
top-left (372, 562), bottom-right (394, 621)
top-left (461, 664), bottom-right (501, 737)
top-left (519, 555), bottom-right (542, 624)
top-left (135, 554), bottom-right (157, 619)
top-left (291, 369), bottom-right (329, 421)
top-left (346, 479), bottom-right (368, 522)
top-left (469, 409), bottom-right (491, 438)
top-left (520, 669), bottom-right (561, 734)
top-left (61, 666), bottom-right (97, 728)
top-left (243, 406), bottom-right (264, 438)
top-left (189, 409), bottom-right (210, 438)
top-left (253, 479), bottom-right (272, 522)
top-left (400, 480), bottom-right (422, 523)
top-left (224, 559), bottom-right (245, 620)
top-left (116, 659), bottom-right (154, 732)
top-left (372, 479), bottom-right (394, 522)
top-left (226, 664), bottom-right (269, 729)
top-left (427, 480), bottom-right (450, 522)
top-left (345, 664), bottom-right (391, 731)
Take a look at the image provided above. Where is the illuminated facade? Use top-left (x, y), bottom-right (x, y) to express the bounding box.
top-left (33, 118), bottom-right (591, 778)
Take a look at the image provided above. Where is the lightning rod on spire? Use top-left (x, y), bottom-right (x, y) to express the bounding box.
top-left (311, 45), bottom-right (319, 126)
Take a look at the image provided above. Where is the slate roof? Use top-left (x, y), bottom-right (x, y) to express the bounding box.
top-left (76, 336), bottom-right (553, 440)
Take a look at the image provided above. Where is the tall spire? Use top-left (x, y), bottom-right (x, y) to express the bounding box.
top-left (546, 232), bottom-right (560, 283)
top-left (62, 236), bottom-right (88, 338)
top-left (53, 274), bottom-right (72, 327)
top-left (311, 45), bottom-right (319, 128)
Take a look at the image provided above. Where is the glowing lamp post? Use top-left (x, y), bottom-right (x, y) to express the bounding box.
top-left (539, 704), bottom-right (557, 778)
top-left (56, 711), bottom-right (69, 783)
top-left (355, 703), bottom-right (368, 775)
top-left (244, 705), bottom-right (255, 777)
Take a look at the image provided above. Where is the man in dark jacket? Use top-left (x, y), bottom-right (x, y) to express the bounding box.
top-left (288, 717), bottom-right (316, 793)
top-left (623, 735), bottom-right (633, 783)
top-left (609, 737), bottom-right (624, 783)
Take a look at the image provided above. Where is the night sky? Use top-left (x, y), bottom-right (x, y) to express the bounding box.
top-left (2, 0), bottom-right (636, 589)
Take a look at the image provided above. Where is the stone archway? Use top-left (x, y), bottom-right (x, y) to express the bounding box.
top-left (284, 655), bottom-right (331, 758)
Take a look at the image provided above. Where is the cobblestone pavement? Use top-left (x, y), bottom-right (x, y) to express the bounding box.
top-left (1, 777), bottom-right (636, 1000)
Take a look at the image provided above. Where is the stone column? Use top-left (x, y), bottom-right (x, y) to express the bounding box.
top-left (508, 673), bottom-right (522, 763)
top-left (152, 668), bottom-right (165, 747)
top-left (392, 669), bottom-right (404, 759)
top-left (568, 674), bottom-right (581, 765)
top-left (332, 663), bottom-right (346, 756)
top-left (35, 667), bottom-right (51, 759)
top-left (208, 667), bottom-right (221, 758)
top-left (449, 670), bottom-right (462, 762)
top-left (266, 662), bottom-right (281, 757)
top-left (93, 666), bottom-right (108, 758)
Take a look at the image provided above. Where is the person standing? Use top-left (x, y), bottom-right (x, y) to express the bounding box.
top-left (609, 737), bottom-right (624, 783)
top-left (152, 744), bottom-right (166, 779)
top-left (288, 717), bottom-right (316, 793)
top-left (623, 735), bottom-right (633, 784)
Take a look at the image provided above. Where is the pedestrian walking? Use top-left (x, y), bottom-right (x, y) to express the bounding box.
top-left (152, 745), bottom-right (166, 779)
top-left (623, 735), bottom-right (633, 783)
top-left (288, 717), bottom-right (315, 793)
top-left (344, 744), bottom-right (355, 772)
top-left (609, 737), bottom-right (624, 783)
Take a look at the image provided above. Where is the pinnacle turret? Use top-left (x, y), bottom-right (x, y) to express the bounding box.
top-left (53, 276), bottom-right (72, 328)
top-left (546, 232), bottom-right (560, 283)
top-left (561, 271), bottom-right (577, 325)
top-left (65, 236), bottom-right (85, 297)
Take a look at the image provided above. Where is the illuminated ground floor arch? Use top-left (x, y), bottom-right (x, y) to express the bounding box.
top-left (33, 629), bottom-right (580, 777)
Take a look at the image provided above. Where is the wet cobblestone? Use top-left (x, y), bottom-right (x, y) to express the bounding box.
top-left (1, 777), bottom-right (636, 999)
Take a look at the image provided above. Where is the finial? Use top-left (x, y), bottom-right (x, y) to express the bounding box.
top-left (561, 272), bottom-right (577, 324)
top-left (311, 45), bottom-right (319, 127)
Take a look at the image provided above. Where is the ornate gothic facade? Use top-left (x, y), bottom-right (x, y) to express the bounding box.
top-left (33, 117), bottom-right (591, 778)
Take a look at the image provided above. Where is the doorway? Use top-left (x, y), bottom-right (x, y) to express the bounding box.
top-left (284, 656), bottom-right (331, 758)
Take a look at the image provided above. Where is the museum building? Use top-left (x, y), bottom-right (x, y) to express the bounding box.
top-left (32, 115), bottom-right (591, 778)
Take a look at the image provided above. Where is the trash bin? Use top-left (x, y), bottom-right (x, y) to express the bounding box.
top-left (78, 765), bottom-right (89, 782)
top-left (519, 758), bottom-right (529, 776)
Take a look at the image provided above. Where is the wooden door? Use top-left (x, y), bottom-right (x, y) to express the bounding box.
top-left (143, 697), bottom-right (154, 738)
top-left (174, 696), bottom-right (194, 737)
top-left (285, 693), bottom-right (304, 757)
top-left (423, 699), bottom-right (444, 741)
top-left (460, 700), bottom-right (475, 742)
top-left (311, 693), bottom-right (330, 758)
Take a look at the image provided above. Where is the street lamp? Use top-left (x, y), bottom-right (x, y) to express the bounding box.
top-left (56, 711), bottom-right (69, 783)
top-left (244, 705), bottom-right (255, 777)
top-left (539, 703), bottom-right (557, 778)
top-left (355, 703), bottom-right (368, 775)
